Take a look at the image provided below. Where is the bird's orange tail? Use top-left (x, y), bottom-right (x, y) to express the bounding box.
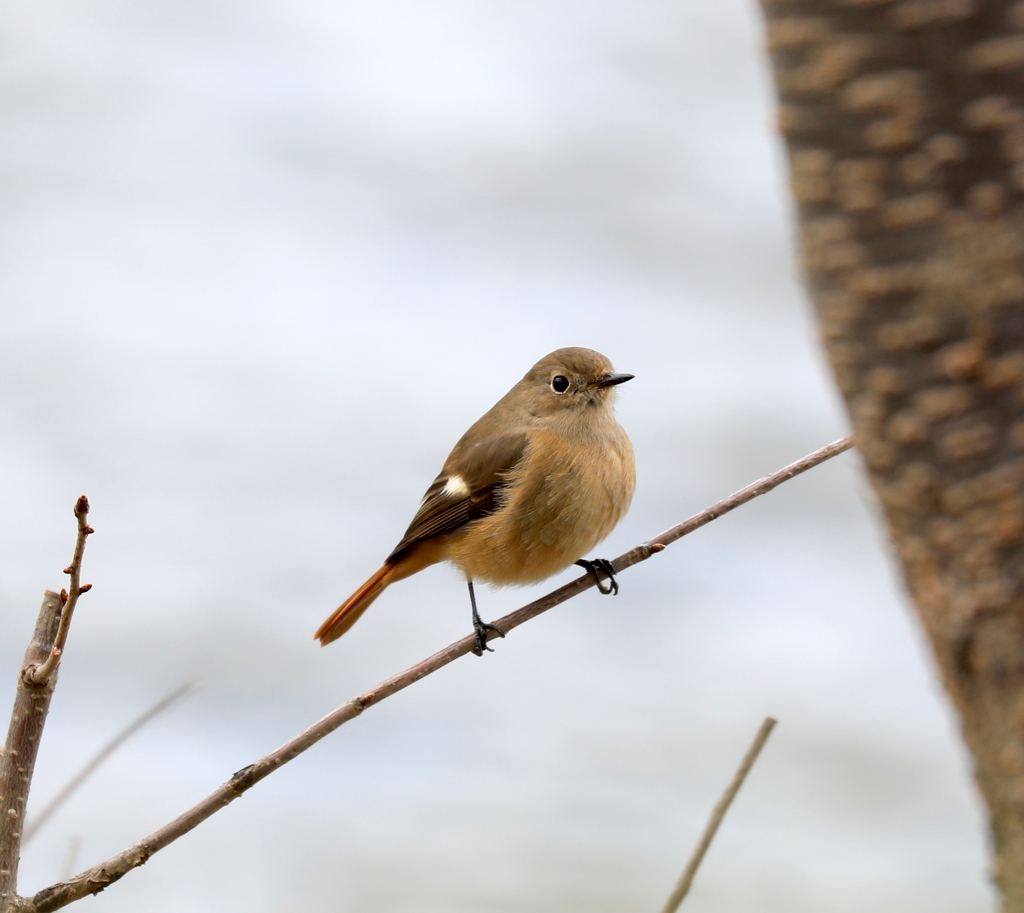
top-left (316, 563), bottom-right (394, 646)
top-left (317, 539), bottom-right (449, 647)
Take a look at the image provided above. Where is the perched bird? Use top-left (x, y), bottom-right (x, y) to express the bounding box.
top-left (315, 347), bottom-right (635, 654)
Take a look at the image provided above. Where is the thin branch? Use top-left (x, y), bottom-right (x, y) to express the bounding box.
top-left (58, 841), bottom-right (80, 884)
top-left (26, 436), bottom-right (851, 913)
top-left (658, 717), bottom-right (777, 913)
top-left (25, 497), bottom-right (93, 686)
top-left (0, 592), bottom-right (64, 912)
top-left (618, 434), bottom-right (855, 571)
top-left (23, 681), bottom-right (197, 845)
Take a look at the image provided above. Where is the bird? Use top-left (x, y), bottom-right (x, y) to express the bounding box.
top-left (315, 347), bottom-right (635, 654)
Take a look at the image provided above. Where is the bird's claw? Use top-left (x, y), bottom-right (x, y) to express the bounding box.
top-left (472, 618), bottom-right (505, 656)
top-left (575, 558), bottom-right (619, 595)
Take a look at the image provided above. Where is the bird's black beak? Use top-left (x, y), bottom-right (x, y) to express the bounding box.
top-left (595, 373), bottom-right (634, 388)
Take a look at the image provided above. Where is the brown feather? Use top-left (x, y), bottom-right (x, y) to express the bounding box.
top-left (316, 537), bottom-right (450, 645)
top-left (315, 562), bottom-right (393, 646)
top-left (387, 433), bottom-right (528, 559)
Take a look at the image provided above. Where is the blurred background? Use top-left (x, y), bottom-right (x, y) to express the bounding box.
top-left (0, 1), bottom-right (991, 910)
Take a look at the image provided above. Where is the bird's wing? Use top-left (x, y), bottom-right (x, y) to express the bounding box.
top-left (387, 433), bottom-right (528, 560)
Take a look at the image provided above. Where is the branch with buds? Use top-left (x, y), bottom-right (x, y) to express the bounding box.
top-left (23, 497), bottom-right (93, 686)
top-left (0, 497), bottom-right (95, 913)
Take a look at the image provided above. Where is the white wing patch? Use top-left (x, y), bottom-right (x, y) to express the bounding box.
top-left (443, 474), bottom-right (470, 499)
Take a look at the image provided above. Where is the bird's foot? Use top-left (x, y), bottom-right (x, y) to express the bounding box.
top-left (575, 558), bottom-right (619, 595)
top-left (467, 578), bottom-right (504, 655)
top-left (472, 616), bottom-right (505, 656)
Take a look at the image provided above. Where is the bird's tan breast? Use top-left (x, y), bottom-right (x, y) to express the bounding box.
top-left (445, 423), bottom-right (635, 585)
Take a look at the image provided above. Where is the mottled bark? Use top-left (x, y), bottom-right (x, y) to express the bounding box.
top-left (758, 0), bottom-right (1024, 906)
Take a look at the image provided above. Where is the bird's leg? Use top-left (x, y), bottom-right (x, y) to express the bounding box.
top-left (575, 558), bottom-right (619, 595)
top-left (468, 579), bottom-right (505, 656)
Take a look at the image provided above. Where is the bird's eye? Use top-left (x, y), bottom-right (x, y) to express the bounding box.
top-left (551, 375), bottom-right (570, 394)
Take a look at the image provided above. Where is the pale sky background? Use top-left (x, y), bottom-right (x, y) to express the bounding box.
top-left (0, 1), bottom-right (992, 911)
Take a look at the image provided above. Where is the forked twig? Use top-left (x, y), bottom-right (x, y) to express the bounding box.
top-left (23, 681), bottom-right (197, 845)
top-left (25, 497), bottom-right (94, 686)
top-left (658, 717), bottom-right (777, 913)
top-left (19, 436), bottom-right (851, 912)
top-left (0, 498), bottom-right (94, 913)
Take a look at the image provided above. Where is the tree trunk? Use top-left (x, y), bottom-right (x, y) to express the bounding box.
top-left (758, 0), bottom-right (1024, 906)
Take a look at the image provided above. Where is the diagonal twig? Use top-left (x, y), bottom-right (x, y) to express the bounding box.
top-left (23, 681), bottom-right (197, 845)
top-left (659, 717), bottom-right (777, 913)
top-left (25, 436), bottom-right (852, 913)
